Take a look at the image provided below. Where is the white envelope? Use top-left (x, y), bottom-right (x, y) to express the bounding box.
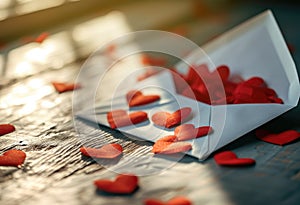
top-left (77, 10), bottom-right (300, 160)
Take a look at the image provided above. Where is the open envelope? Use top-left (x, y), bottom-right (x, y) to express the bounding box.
top-left (77, 10), bottom-right (300, 160)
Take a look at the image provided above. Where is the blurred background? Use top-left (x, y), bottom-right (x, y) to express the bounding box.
top-left (0, 0), bottom-right (299, 80)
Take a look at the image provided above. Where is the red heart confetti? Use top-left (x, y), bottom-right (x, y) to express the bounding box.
top-left (152, 135), bottom-right (192, 154)
top-left (152, 107), bottom-right (192, 128)
top-left (175, 64), bottom-right (283, 105)
top-left (126, 90), bottom-right (160, 107)
top-left (107, 109), bottom-right (148, 129)
top-left (144, 196), bottom-right (192, 205)
top-left (51, 81), bottom-right (81, 93)
top-left (0, 150), bottom-right (26, 167)
top-left (0, 124), bottom-right (16, 136)
top-left (94, 174), bottom-right (138, 194)
top-left (141, 54), bottom-right (166, 66)
top-left (80, 144), bottom-right (123, 159)
top-left (34, 32), bottom-right (49, 44)
top-left (126, 90), bottom-right (143, 102)
top-left (243, 77), bottom-right (266, 87)
top-left (214, 151), bottom-right (255, 166)
top-left (174, 124), bottom-right (213, 141)
top-left (255, 129), bottom-right (300, 146)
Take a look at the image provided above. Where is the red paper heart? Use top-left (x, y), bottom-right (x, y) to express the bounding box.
top-left (141, 54), bottom-right (166, 66)
top-left (174, 124), bottom-right (213, 141)
top-left (213, 65), bottom-right (230, 82)
top-left (255, 129), bottom-right (300, 145)
top-left (51, 82), bottom-right (81, 93)
top-left (144, 196), bottom-right (192, 205)
top-left (94, 174), bottom-right (138, 194)
top-left (0, 124), bottom-right (15, 136)
top-left (0, 150), bottom-right (26, 167)
top-left (126, 90), bottom-right (160, 107)
top-left (107, 109), bottom-right (148, 129)
top-left (244, 77), bottom-right (266, 87)
top-left (151, 107), bottom-right (192, 128)
top-left (185, 64), bottom-right (210, 87)
top-left (214, 151), bottom-right (255, 166)
top-left (35, 32), bottom-right (49, 43)
top-left (152, 135), bottom-right (192, 154)
top-left (80, 144), bottom-right (123, 159)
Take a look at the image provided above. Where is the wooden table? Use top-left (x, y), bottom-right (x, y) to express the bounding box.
top-left (1, 2), bottom-right (300, 205)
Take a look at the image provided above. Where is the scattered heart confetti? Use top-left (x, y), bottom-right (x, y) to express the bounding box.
top-left (107, 109), bottom-right (148, 129)
top-left (141, 54), bottom-right (166, 66)
top-left (0, 124), bottom-right (15, 136)
top-left (175, 64), bottom-right (283, 105)
top-left (126, 90), bottom-right (160, 107)
top-left (0, 150), bottom-right (26, 167)
top-left (214, 151), bottom-right (255, 166)
top-left (51, 81), bottom-right (81, 93)
top-left (94, 174), bottom-right (138, 194)
top-left (152, 107), bottom-right (192, 128)
top-left (152, 135), bottom-right (192, 154)
top-left (80, 144), bottom-right (123, 159)
top-left (144, 196), bottom-right (192, 205)
top-left (174, 124), bottom-right (213, 141)
top-left (35, 32), bottom-right (49, 43)
top-left (126, 90), bottom-right (143, 102)
top-left (255, 129), bottom-right (300, 145)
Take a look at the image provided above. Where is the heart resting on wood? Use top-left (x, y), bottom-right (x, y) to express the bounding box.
top-left (214, 151), bottom-right (255, 166)
top-left (51, 81), bottom-right (81, 93)
top-left (94, 174), bottom-right (138, 194)
top-left (0, 150), bottom-right (26, 167)
top-left (255, 129), bottom-right (300, 145)
top-left (144, 196), bottom-right (192, 205)
top-left (0, 124), bottom-right (15, 136)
